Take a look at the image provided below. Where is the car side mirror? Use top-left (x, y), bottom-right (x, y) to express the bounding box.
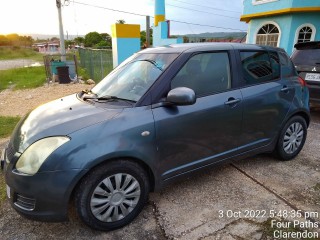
top-left (166, 87), bottom-right (196, 106)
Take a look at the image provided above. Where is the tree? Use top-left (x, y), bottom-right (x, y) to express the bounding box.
top-left (51, 37), bottom-right (60, 42)
top-left (116, 19), bottom-right (126, 24)
top-left (140, 28), bottom-right (153, 47)
top-left (74, 37), bottom-right (84, 45)
top-left (84, 32), bottom-right (103, 47)
top-left (100, 33), bottom-right (112, 47)
top-left (0, 35), bottom-right (10, 46)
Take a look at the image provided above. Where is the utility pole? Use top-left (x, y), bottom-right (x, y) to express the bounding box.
top-left (146, 16), bottom-right (150, 47)
top-left (56, 0), bottom-right (66, 60)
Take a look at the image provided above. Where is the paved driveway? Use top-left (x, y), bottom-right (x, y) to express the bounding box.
top-left (0, 111), bottom-right (319, 240)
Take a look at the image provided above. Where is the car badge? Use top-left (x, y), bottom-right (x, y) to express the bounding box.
top-left (312, 67), bottom-right (316, 72)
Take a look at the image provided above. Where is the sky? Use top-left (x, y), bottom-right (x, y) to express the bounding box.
top-left (0, 0), bottom-right (248, 37)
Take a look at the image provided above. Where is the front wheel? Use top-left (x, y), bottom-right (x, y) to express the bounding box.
top-left (75, 160), bottom-right (150, 231)
top-left (274, 116), bottom-right (307, 161)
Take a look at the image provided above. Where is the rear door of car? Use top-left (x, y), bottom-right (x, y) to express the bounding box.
top-left (237, 50), bottom-right (295, 151)
top-left (151, 50), bottom-right (243, 181)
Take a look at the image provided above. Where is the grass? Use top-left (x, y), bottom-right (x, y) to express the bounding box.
top-left (0, 47), bottom-right (43, 61)
top-left (0, 66), bottom-right (46, 91)
top-left (0, 116), bottom-right (20, 138)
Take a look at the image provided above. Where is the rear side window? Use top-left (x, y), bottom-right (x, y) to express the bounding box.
top-left (240, 51), bottom-right (280, 85)
top-left (171, 52), bottom-right (231, 96)
top-left (279, 51), bottom-right (296, 77)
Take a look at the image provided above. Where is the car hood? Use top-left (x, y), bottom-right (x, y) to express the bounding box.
top-left (11, 94), bottom-right (122, 152)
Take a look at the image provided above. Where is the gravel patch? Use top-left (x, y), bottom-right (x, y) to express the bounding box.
top-left (0, 83), bottom-right (89, 117)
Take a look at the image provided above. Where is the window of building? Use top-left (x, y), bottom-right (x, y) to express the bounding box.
top-left (256, 24), bottom-right (280, 47)
top-left (171, 52), bottom-right (231, 96)
top-left (297, 26), bottom-right (313, 43)
top-left (240, 51), bottom-right (280, 85)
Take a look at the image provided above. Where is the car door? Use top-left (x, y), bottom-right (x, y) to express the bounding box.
top-left (238, 50), bottom-right (295, 151)
top-left (151, 51), bottom-right (243, 181)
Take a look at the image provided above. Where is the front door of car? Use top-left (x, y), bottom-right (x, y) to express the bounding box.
top-left (238, 51), bottom-right (295, 150)
top-left (151, 52), bottom-right (243, 181)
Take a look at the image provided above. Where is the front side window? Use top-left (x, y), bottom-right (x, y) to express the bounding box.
top-left (256, 24), bottom-right (279, 47)
top-left (240, 51), bottom-right (280, 85)
top-left (171, 52), bottom-right (231, 96)
top-left (92, 53), bottom-right (178, 102)
top-left (297, 26), bottom-right (313, 43)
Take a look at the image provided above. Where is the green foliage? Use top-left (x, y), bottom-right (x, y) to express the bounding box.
top-left (0, 66), bottom-right (46, 91)
top-left (0, 34), bottom-right (33, 47)
top-left (65, 40), bottom-right (74, 48)
top-left (116, 19), bottom-right (126, 24)
top-left (74, 37), bottom-right (84, 45)
top-left (0, 47), bottom-right (43, 61)
top-left (78, 66), bottom-right (90, 80)
top-left (140, 29), bottom-right (153, 47)
top-left (84, 32), bottom-right (103, 47)
top-left (0, 116), bottom-right (20, 138)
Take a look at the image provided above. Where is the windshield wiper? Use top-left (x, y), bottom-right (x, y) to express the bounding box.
top-left (83, 95), bottom-right (136, 104)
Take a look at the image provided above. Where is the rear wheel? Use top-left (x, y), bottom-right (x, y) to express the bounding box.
top-left (274, 116), bottom-right (307, 160)
top-left (75, 160), bottom-right (150, 231)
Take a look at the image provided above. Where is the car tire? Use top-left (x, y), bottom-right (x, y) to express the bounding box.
top-left (74, 160), bottom-right (150, 231)
top-left (274, 116), bottom-right (307, 161)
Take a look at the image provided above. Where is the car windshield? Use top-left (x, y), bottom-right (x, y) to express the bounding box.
top-left (91, 53), bottom-right (179, 102)
top-left (291, 49), bottom-right (320, 66)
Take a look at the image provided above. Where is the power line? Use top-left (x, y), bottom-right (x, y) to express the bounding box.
top-left (71, 1), bottom-right (246, 32)
top-left (170, 20), bottom-right (246, 32)
top-left (72, 0), bottom-right (148, 17)
top-left (166, 3), bottom-right (239, 19)
top-left (171, 0), bottom-right (242, 14)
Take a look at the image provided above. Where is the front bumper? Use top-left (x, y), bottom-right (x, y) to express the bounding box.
top-left (2, 146), bottom-right (86, 222)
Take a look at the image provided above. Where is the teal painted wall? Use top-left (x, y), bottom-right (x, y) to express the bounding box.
top-left (244, 0), bottom-right (320, 55)
top-left (112, 38), bottom-right (140, 67)
top-left (247, 13), bottom-right (320, 55)
top-left (153, 21), bottom-right (183, 47)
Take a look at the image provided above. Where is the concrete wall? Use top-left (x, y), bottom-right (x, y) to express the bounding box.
top-left (111, 24), bottom-right (140, 67)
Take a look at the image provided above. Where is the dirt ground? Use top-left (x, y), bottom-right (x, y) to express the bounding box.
top-left (0, 85), bottom-right (319, 239)
top-left (0, 83), bottom-right (88, 117)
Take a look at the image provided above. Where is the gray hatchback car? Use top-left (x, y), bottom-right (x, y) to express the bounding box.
top-left (1, 43), bottom-right (310, 231)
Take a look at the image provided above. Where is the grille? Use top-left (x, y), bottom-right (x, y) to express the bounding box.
top-left (14, 194), bottom-right (36, 211)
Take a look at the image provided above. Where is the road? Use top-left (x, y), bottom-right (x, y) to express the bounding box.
top-left (0, 110), bottom-right (319, 240)
top-left (0, 59), bottom-right (42, 70)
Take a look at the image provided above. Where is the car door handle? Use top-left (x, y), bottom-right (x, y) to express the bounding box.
top-left (280, 86), bottom-right (290, 93)
top-left (224, 98), bottom-right (241, 106)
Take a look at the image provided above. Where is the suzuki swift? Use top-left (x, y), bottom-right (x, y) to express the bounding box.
top-left (1, 43), bottom-right (310, 231)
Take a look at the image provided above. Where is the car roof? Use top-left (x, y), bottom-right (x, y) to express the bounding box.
top-left (294, 41), bottom-right (320, 50)
top-left (139, 43), bottom-right (283, 54)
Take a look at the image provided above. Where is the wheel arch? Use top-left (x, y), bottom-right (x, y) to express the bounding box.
top-left (67, 157), bottom-right (156, 216)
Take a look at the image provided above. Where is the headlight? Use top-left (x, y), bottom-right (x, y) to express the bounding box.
top-left (16, 136), bottom-right (70, 175)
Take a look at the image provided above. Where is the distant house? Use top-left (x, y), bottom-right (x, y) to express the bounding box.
top-left (241, 0), bottom-right (320, 55)
top-left (32, 41), bottom-right (60, 53)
